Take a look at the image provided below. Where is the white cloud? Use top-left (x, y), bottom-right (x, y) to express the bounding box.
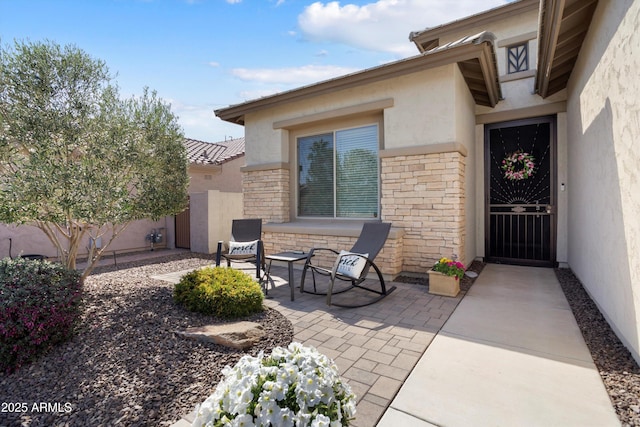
top-left (298, 0), bottom-right (510, 57)
top-left (226, 0), bottom-right (242, 4)
top-left (208, 61), bottom-right (220, 68)
top-left (230, 64), bottom-right (359, 85)
top-left (168, 100), bottom-right (242, 142)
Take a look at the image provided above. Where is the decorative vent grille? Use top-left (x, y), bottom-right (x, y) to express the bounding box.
top-left (507, 43), bottom-right (528, 74)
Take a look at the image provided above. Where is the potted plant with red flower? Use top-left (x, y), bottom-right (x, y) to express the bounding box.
top-left (428, 257), bottom-right (465, 297)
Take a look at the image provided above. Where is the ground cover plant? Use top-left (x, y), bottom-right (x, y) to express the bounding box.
top-left (174, 266), bottom-right (264, 319)
top-left (0, 257), bottom-right (82, 374)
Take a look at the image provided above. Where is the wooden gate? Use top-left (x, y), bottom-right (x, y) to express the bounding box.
top-left (485, 116), bottom-right (556, 267)
top-left (175, 202), bottom-right (190, 249)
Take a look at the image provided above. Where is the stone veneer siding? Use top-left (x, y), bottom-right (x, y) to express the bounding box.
top-left (381, 151), bottom-right (466, 271)
top-left (241, 151), bottom-right (465, 277)
top-left (243, 168), bottom-right (289, 223)
top-left (262, 231), bottom-right (403, 279)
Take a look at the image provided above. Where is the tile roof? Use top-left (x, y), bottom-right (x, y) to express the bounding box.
top-left (184, 137), bottom-right (245, 165)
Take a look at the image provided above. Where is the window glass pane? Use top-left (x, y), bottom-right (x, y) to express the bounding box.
top-left (336, 125), bottom-right (378, 218)
top-left (297, 133), bottom-right (334, 216)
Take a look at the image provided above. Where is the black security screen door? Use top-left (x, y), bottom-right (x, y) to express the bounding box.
top-left (485, 116), bottom-right (556, 267)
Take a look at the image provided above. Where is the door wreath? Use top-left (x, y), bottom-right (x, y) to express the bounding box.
top-left (502, 151), bottom-right (535, 181)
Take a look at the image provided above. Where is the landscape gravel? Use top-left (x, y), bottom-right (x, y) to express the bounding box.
top-left (0, 253), bottom-right (294, 427)
top-left (1, 253), bottom-right (638, 426)
top-left (555, 268), bottom-right (640, 427)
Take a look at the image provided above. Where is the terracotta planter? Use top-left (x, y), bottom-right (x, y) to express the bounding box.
top-left (428, 270), bottom-right (460, 297)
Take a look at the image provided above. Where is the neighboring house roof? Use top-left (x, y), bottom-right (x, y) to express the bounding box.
top-left (536, 0), bottom-right (599, 98)
top-left (215, 32), bottom-right (501, 124)
top-left (184, 137), bottom-right (245, 166)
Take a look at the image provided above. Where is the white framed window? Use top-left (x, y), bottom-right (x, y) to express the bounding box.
top-left (507, 42), bottom-right (529, 74)
top-left (297, 124), bottom-right (379, 219)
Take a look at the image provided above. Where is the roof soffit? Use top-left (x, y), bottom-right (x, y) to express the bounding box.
top-left (536, 0), bottom-right (599, 97)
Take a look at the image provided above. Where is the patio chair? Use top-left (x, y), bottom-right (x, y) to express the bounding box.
top-left (215, 218), bottom-right (266, 281)
top-left (300, 222), bottom-right (395, 307)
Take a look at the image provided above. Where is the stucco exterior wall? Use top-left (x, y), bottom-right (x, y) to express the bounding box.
top-left (0, 217), bottom-right (170, 260)
top-left (555, 112), bottom-right (569, 266)
top-left (190, 190), bottom-right (243, 254)
top-left (188, 155), bottom-right (244, 193)
top-left (243, 65), bottom-right (459, 168)
top-left (565, 0), bottom-right (640, 363)
top-left (383, 67), bottom-right (458, 149)
top-left (453, 65), bottom-right (477, 266)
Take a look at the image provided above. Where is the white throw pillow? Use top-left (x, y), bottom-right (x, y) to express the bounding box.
top-left (228, 240), bottom-right (259, 256)
top-left (336, 250), bottom-right (369, 279)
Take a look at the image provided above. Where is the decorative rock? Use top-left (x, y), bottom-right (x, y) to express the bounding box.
top-left (177, 321), bottom-right (265, 350)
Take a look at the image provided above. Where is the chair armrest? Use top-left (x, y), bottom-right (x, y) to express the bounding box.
top-left (307, 247), bottom-right (339, 257)
top-left (215, 241), bottom-right (223, 266)
top-left (304, 247), bottom-right (340, 271)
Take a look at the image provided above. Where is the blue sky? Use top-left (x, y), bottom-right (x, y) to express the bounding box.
top-left (1, 0), bottom-right (511, 142)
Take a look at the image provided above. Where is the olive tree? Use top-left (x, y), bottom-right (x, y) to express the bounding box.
top-left (0, 40), bottom-right (189, 280)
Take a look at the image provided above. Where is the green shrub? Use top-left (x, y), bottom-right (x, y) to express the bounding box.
top-left (174, 266), bottom-right (263, 319)
top-left (0, 257), bottom-right (83, 374)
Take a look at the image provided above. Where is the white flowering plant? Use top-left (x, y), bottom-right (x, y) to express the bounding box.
top-left (192, 342), bottom-right (357, 427)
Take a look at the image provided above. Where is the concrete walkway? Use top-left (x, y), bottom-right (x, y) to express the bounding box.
top-left (378, 263), bottom-right (620, 426)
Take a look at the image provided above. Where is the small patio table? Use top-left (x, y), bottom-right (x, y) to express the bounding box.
top-left (265, 251), bottom-right (310, 301)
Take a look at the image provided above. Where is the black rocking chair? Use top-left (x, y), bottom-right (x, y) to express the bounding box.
top-left (300, 222), bottom-right (395, 307)
top-left (215, 218), bottom-right (266, 281)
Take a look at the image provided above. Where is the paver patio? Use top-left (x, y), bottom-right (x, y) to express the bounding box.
top-left (259, 264), bottom-right (464, 427)
top-left (159, 257), bottom-right (467, 427)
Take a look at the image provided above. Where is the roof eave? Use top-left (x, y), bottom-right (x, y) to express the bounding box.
top-left (215, 34), bottom-right (501, 125)
top-left (535, 0), bottom-right (599, 98)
